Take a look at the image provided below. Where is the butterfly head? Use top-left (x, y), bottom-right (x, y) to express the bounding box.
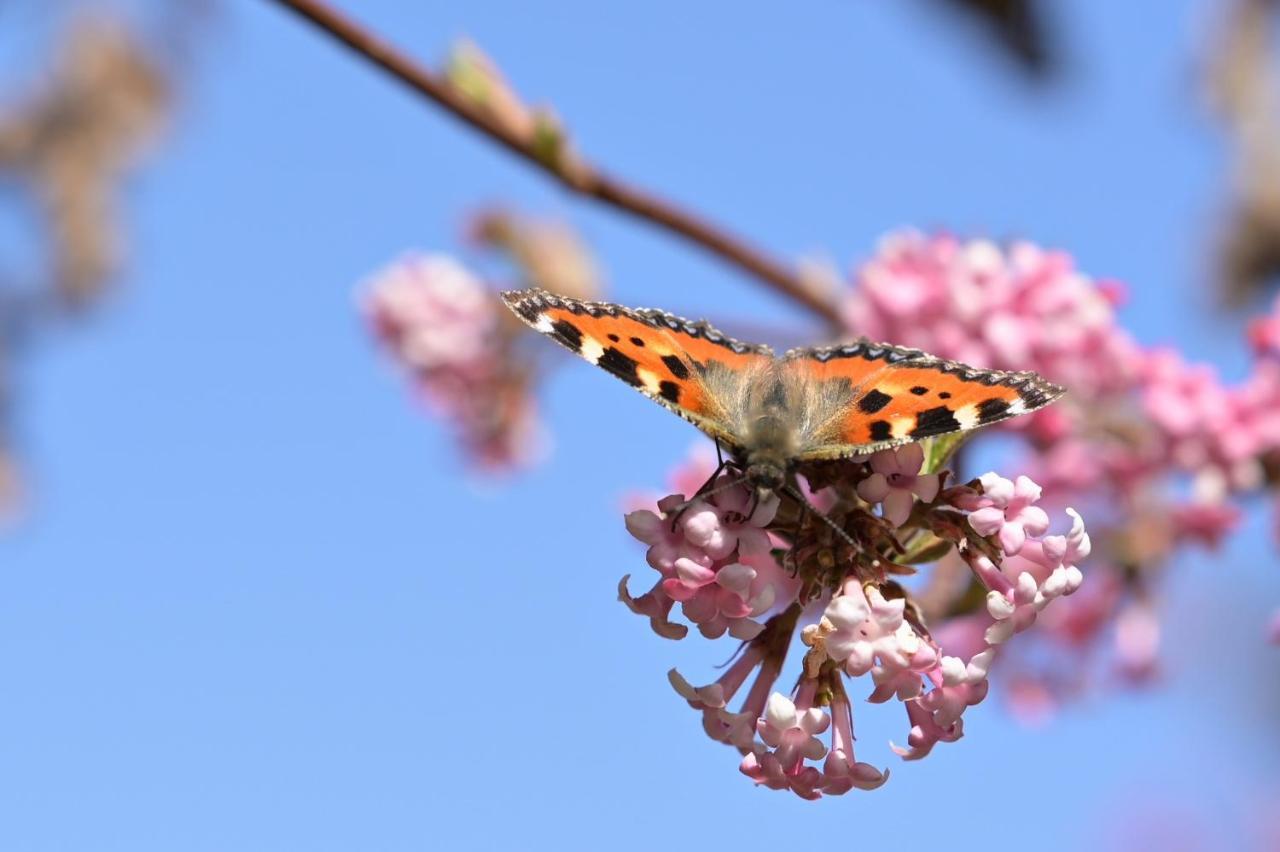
top-left (744, 458), bottom-right (785, 503)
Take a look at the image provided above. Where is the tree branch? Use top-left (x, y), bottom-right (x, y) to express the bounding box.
top-left (267, 0), bottom-right (841, 326)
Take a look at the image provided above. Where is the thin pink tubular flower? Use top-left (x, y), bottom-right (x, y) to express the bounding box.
top-left (956, 472), bottom-right (1050, 555)
top-left (622, 479), bottom-right (799, 640)
top-left (821, 692), bottom-right (889, 793)
top-left (669, 648), bottom-right (774, 751)
top-left (856, 444), bottom-right (940, 527)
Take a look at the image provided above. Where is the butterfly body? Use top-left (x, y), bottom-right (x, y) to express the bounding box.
top-left (502, 288), bottom-right (1065, 496)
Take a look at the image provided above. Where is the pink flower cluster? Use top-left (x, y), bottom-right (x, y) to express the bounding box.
top-left (845, 231), bottom-right (1141, 402)
top-left (956, 473), bottom-right (1089, 645)
top-left (622, 479), bottom-right (799, 641)
top-left (627, 444), bottom-right (1087, 798)
top-left (845, 231), bottom-right (1280, 711)
top-left (362, 254), bottom-right (539, 470)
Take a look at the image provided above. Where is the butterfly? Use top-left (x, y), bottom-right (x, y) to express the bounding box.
top-left (502, 288), bottom-right (1064, 503)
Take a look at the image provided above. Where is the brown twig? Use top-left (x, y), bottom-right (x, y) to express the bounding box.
top-left (267, 0), bottom-right (841, 326)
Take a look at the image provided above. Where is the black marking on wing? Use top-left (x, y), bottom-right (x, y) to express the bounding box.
top-left (499, 288), bottom-right (774, 357)
top-left (661, 354), bottom-right (690, 380)
top-left (659, 381), bottom-right (681, 403)
top-left (597, 347), bottom-right (641, 386)
top-left (910, 386), bottom-right (928, 396)
top-left (784, 337), bottom-right (1065, 408)
top-left (977, 398), bottom-right (1011, 423)
top-left (858, 389), bottom-right (893, 414)
top-left (551, 319), bottom-right (583, 353)
top-left (911, 406), bottom-right (962, 438)
top-left (869, 420), bottom-right (893, 442)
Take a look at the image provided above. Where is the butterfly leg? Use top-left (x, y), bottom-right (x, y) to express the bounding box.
top-left (668, 445), bottom-right (744, 531)
top-left (784, 497), bottom-right (811, 576)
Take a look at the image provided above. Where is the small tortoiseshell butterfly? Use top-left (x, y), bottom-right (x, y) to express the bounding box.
top-left (503, 288), bottom-right (1064, 501)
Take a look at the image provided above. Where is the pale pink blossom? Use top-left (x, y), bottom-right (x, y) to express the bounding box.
top-left (856, 443), bottom-right (940, 527)
top-left (1169, 500), bottom-right (1242, 549)
top-left (810, 580), bottom-right (940, 701)
top-left (740, 690), bottom-right (830, 800)
top-left (820, 693), bottom-right (889, 794)
top-left (957, 472), bottom-right (1051, 555)
top-left (622, 479), bottom-right (798, 640)
top-left (362, 253), bottom-right (539, 470)
top-left (363, 254), bottom-right (496, 373)
top-left (669, 650), bottom-right (772, 750)
top-left (1114, 601), bottom-right (1161, 682)
top-left (969, 505), bottom-right (1089, 645)
top-left (844, 231), bottom-right (1140, 399)
top-left (1249, 294), bottom-right (1280, 358)
top-left (890, 694), bottom-right (964, 761)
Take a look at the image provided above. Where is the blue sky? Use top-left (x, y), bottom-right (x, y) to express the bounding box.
top-left (0, 1), bottom-right (1277, 849)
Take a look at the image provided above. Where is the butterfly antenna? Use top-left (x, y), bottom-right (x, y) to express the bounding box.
top-left (781, 483), bottom-right (858, 553)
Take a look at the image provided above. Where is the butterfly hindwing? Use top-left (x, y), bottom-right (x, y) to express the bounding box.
top-left (782, 339), bottom-right (1065, 457)
top-left (502, 288), bottom-right (774, 445)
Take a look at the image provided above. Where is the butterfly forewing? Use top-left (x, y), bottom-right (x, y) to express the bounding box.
top-left (781, 340), bottom-right (1065, 458)
top-left (501, 289), bottom-right (774, 447)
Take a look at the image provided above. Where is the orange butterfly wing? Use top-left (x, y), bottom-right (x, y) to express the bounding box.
top-left (782, 339), bottom-right (1065, 457)
top-left (502, 289), bottom-right (774, 445)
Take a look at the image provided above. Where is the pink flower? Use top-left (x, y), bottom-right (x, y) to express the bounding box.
top-left (1249, 294), bottom-right (1280, 359)
top-left (809, 579), bottom-right (939, 701)
top-left (1169, 500), bottom-right (1242, 549)
top-left (361, 253), bottom-right (539, 470)
top-left (757, 692), bottom-right (829, 768)
top-left (821, 693), bottom-right (890, 793)
top-left (363, 254), bottom-right (495, 372)
top-left (844, 231), bottom-right (1140, 400)
top-left (856, 443), bottom-right (940, 527)
top-left (890, 695), bottom-right (964, 761)
top-left (669, 650), bottom-right (772, 750)
top-left (958, 472), bottom-right (1051, 555)
top-left (740, 690), bottom-right (830, 800)
top-left (622, 479), bottom-right (798, 640)
top-left (1114, 601), bottom-right (1160, 682)
top-left (967, 504), bottom-right (1089, 645)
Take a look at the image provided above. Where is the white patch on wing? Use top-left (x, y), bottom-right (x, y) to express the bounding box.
top-left (891, 417), bottom-right (913, 439)
top-left (533, 313), bottom-right (555, 334)
top-left (581, 335), bottom-right (606, 365)
top-left (954, 404), bottom-right (980, 430)
top-left (636, 367), bottom-right (662, 395)
top-left (1007, 398), bottom-right (1026, 416)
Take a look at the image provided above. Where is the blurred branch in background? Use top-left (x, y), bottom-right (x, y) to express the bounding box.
top-left (1207, 0), bottom-right (1280, 304)
top-left (0, 16), bottom-right (168, 310)
top-left (268, 0), bottom-right (842, 325)
top-left (0, 8), bottom-right (178, 514)
top-left (931, 0), bottom-right (1057, 81)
